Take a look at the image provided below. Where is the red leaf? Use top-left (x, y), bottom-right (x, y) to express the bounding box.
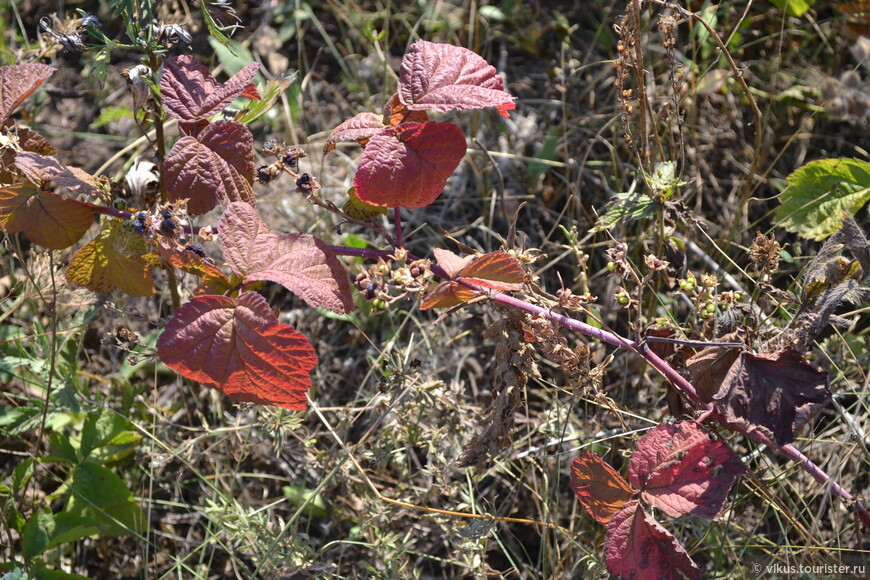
top-left (458, 251), bottom-right (525, 291)
top-left (604, 500), bottom-right (701, 580)
top-left (240, 82), bottom-right (261, 100)
top-left (156, 292), bottom-right (317, 410)
top-left (219, 202), bottom-right (355, 314)
top-left (163, 120), bottom-right (255, 215)
top-left (15, 152), bottom-right (102, 197)
top-left (421, 249), bottom-right (524, 309)
top-left (0, 183), bottom-right (95, 249)
top-left (714, 348), bottom-right (831, 447)
top-left (382, 93), bottom-right (429, 128)
top-left (570, 451), bottom-right (636, 524)
top-left (0, 64), bottom-right (56, 122)
top-left (160, 55), bottom-right (259, 123)
top-left (420, 281), bottom-right (477, 310)
top-left (323, 112), bottom-right (384, 153)
top-left (431, 247), bottom-right (476, 277)
top-left (354, 121), bottom-right (467, 208)
top-left (398, 41), bottom-right (516, 117)
top-left (628, 422), bottom-right (745, 519)
top-left (149, 242), bottom-right (232, 296)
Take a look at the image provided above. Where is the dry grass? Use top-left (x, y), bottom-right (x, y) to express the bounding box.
top-left (1, 1), bottom-right (869, 578)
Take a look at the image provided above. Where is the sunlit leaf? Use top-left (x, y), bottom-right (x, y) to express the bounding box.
top-left (0, 63), bottom-right (56, 123)
top-left (156, 291), bottom-right (318, 410)
top-left (163, 119), bottom-right (255, 215)
top-left (629, 422), bottom-right (745, 519)
top-left (354, 121), bottom-right (467, 208)
top-left (570, 451), bottom-right (636, 524)
top-left (604, 500), bottom-right (701, 580)
top-left (219, 202), bottom-right (354, 313)
top-left (66, 219), bottom-right (154, 296)
top-left (160, 54), bottom-right (259, 124)
top-left (398, 41), bottom-right (516, 117)
top-left (775, 158), bottom-right (870, 241)
top-left (0, 183), bottom-right (95, 249)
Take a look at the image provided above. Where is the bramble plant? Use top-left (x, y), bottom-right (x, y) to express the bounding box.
top-left (2, 1), bottom-right (870, 578)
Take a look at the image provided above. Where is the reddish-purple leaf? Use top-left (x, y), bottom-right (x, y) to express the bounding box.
top-left (323, 112), bottom-right (384, 153)
top-left (0, 183), bottom-right (95, 249)
top-left (398, 41), bottom-right (516, 117)
top-left (163, 120), bottom-right (255, 215)
top-left (628, 422), bottom-right (745, 519)
top-left (604, 500), bottom-right (701, 580)
top-left (354, 121), bottom-right (467, 208)
top-left (570, 451), bottom-right (636, 524)
top-left (714, 348), bottom-right (831, 447)
top-left (15, 152), bottom-right (102, 197)
top-left (160, 55), bottom-right (259, 123)
top-left (0, 64), bottom-right (56, 123)
top-left (0, 125), bottom-right (55, 183)
top-left (219, 202), bottom-right (355, 314)
top-left (156, 292), bottom-right (317, 410)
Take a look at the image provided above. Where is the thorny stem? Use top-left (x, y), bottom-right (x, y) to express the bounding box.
top-left (328, 243), bottom-right (870, 530)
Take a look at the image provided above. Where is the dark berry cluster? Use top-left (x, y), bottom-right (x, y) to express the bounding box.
top-left (254, 141), bottom-right (309, 187)
top-left (160, 206), bottom-right (177, 236)
top-left (132, 211), bottom-right (148, 234)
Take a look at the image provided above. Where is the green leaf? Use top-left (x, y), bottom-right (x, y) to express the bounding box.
top-left (775, 158), bottom-right (870, 241)
top-left (47, 432), bottom-right (79, 466)
top-left (769, 0), bottom-right (814, 18)
top-left (80, 409), bottom-right (135, 460)
top-left (200, 0), bottom-right (236, 53)
top-left (591, 191), bottom-right (662, 232)
top-left (22, 507), bottom-right (53, 559)
top-left (282, 485), bottom-right (329, 517)
top-left (12, 457), bottom-right (35, 495)
top-left (45, 512), bottom-right (102, 549)
top-left (66, 462), bottom-right (145, 536)
top-left (236, 75), bottom-right (296, 126)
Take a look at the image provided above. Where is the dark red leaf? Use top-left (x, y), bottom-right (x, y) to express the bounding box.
top-left (398, 41), bottom-right (516, 117)
top-left (163, 120), bottom-right (255, 215)
top-left (0, 64), bottom-right (56, 123)
top-left (354, 121), bottom-right (467, 208)
top-left (0, 183), bottom-right (95, 249)
top-left (628, 422), bottom-right (745, 519)
top-left (219, 202), bottom-right (355, 314)
top-left (160, 55), bottom-right (259, 123)
top-left (714, 348), bottom-right (831, 447)
top-left (570, 451), bottom-right (636, 524)
top-left (685, 329), bottom-right (749, 403)
top-left (604, 500), bottom-right (701, 580)
top-left (323, 112), bottom-right (384, 153)
top-left (156, 292), bottom-right (317, 410)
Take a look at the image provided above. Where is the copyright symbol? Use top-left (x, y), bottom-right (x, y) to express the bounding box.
top-left (752, 563), bottom-right (762, 574)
